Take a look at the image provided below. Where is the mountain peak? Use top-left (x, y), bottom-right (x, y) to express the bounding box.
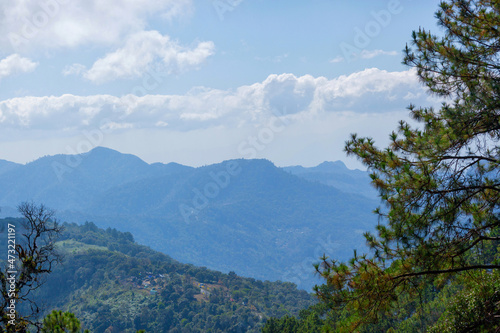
top-left (81, 146), bottom-right (148, 165)
top-left (84, 146), bottom-right (124, 157)
top-left (315, 161), bottom-right (347, 171)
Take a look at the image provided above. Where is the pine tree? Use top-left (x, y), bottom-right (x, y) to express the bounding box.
top-left (42, 311), bottom-right (83, 333)
top-left (315, 1), bottom-right (500, 331)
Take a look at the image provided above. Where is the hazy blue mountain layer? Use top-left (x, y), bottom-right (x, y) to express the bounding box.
top-left (283, 161), bottom-right (377, 199)
top-left (0, 147), bottom-right (378, 290)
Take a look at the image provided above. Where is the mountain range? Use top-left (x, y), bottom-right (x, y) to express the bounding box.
top-left (0, 147), bottom-right (378, 290)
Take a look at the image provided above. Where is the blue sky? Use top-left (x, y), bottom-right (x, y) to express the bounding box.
top-left (0, 0), bottom-right (442, 168)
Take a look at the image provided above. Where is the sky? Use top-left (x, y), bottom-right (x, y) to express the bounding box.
top-left (0, 0), bottom-right (443, 169)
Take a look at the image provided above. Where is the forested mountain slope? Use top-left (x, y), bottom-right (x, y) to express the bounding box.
top-left (2, 219), bottom-right (315, 333)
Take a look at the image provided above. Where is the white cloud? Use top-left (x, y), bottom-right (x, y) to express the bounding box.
top-left (329, 56), bottom-right (344, 63)
top-left (0, 54), bottom-right (38, 79)
top-left (62, 63), bottom-right (86, 76)
top-left (0, 0), bottom-right (193, 52)
top-left (0, 68), bottom-right (436, 134)
top-left (255, 54), bottom-right (289, 63)
top-left (360, 49), bottom-right (398, 59)
top-left (330, 50), bottom-right (397, 63)
top-left (77, 31), bottom-right (215, 83)
top-left (161, 1), bottom-right (194, 22)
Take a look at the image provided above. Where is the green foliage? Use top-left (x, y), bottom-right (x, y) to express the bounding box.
top-left (429, 271), bottom-right (500, 333)
top-left (42, 310), bottom-right (82, 333)
top-left (261, 316), bottom-right (300, 333)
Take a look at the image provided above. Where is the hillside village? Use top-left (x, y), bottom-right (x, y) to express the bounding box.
top-left (121, 272), bottom-right (256, 307)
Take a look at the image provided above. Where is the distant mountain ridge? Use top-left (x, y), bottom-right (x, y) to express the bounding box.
top-left (0, 147), bottom-right (378, 290)
top-left (283, 161), bottom-right (377, 199)
top-left (0, 159), bottom-right (21, 176)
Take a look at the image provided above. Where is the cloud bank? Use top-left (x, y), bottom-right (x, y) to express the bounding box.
top-left (0, 68), bottom-right (435, 135)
